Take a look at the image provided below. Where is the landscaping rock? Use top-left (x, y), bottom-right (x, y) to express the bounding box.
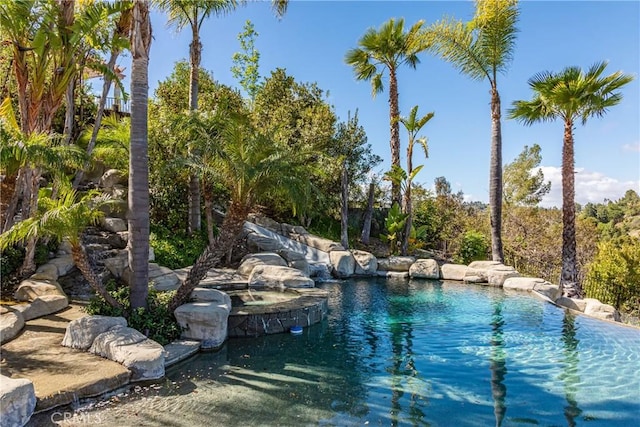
top-left (14, 279), bottom-right (66, 302)
top-left (174, 302), bottom-right (231, 350)
top-left (89, 326), bottom-right (165, 381)
top-left (104, 251), bottom-right (128, 278)
top-left (487, 266), bottom-right (520, 287)
top-left (100, 217), bottom-right (127, 233)
top-left (467, 260), bottom-right (502, 270)
top-left (0, 375), bottom-right (36, 427)
top-left (409, 259), bottom-right (440, 279)
top-left (377, 256), bottom-right (416, 272)
top-left (287, 259), bottom-right (310, 276)
top-left (351, 250), bottom-right (377, 276)
top-left (0, 309), bottom-right (25, 344)
top-left (277, 249), bottom-right (310, 276)
top-left (584, 298), bottom-right (620, 322)
top-left (376, 271), bottom-right (409, 279)
top-left (309, 263), bottom-right (331, 279)
top-left (190, 288), bottom-right (232, 309)
top-left (56, 240), bottom-right (73, 256)
top-left (330, 250), bottom-right (355, 278)
top-left (62, 315), bottom-right (127, 350)
top-left (556, 297), bottom-right (588, 312)
top-left (238, 252), bottom-right (287, 277)
top-left (293, 234), bottom-right (344, 252)
top-left (15, 295), bottom-right (68, 321)
top-left (280, 223), bottom-right (308, 236)
top-left (33, 263), bottom-right (59, 281)
top-left (504, 277), bottom-right (560, 300)
top-left (147, 263), bottom-right (180, 291)
top-left (463, 267), bottom-right (488, 283)
top-left (100, 169), bottom-right (126, 188)
top-left (48, 255), bottom-right (75, 277)
top-left (249, 215), bottom-right (282, 233)
top-left (248, 265), bottom-right (315, 289)
top-left (246, 233), bottom-right (284, 252)
top-left (440, 264), bottom-right (468, 281)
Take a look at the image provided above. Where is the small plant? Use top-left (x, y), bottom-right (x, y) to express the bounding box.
top-left (150, 226), bottom-right (208, 270)
top-left (381, 202), bottom-right (408, 255)
top-left (455, 230), bottom-right (489, 265)
top-left (86, 281), bottom-right (181, 345)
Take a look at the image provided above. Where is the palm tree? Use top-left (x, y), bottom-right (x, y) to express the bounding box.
top-left (0, 189), bottom-right (123, 310)
top-left (169, 114), bottom-right (309, 312)
top-left (425, 0), bottom-right (519, 262)
top-left (128, 0), bottom-right (152, 309)
top-left (345, 18), bottom-right (425, 207)
top-left (398, 106), bottom-right (432, 255)
top-left (156, 0), bottom-right (289, 235)
top-left (508, 61), bottom-right (633, 298)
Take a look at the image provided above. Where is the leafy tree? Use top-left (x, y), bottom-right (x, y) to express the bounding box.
top-left (231, 20), bottom-right (261, 102)
top-left (503, 144), bottom-right (550, 207)
top-left (509, 61), bottom-right (634, 298)
top-left (425, 0), bottom-right (520, 263)
top-left (455, 230), bottom-right (489, 264)
top-left (345, 18), bottom-right (425, 207)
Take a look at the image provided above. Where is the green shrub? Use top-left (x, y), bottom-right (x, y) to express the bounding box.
top-left (86, 281), bottom-right (181, 345)
top-left (584, 237), bottom-right (640, 316)
top-left (150, 226), bottom-right (208, 270)
top-left (455, 230), bottom-right (489, 265)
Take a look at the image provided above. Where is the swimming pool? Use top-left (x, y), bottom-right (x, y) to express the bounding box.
top-left (43, 278), bottom-right (640, 426)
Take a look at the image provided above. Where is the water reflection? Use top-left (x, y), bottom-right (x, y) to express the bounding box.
top-left (489, 300), bottom-right (507, 427)
top-left (561, 311), bottom-right (582, 426)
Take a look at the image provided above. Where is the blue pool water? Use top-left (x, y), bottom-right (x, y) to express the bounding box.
top-left (44, 279), bottom-right (640, 426)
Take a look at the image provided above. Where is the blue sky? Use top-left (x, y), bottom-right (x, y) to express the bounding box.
top-left (115, 0), bottom-right (640, 207)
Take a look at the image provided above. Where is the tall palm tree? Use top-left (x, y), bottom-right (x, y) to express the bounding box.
top-left (156, 0), bottom-right (288, 235)
top-left (398, 105), bottom-right (432, 255)
top-left (345, 18), bottom-right (425, 207)
top-left (425, 0), bottom-right (519, 262)
top-left (169, 114), bottom-right (309, 312)
top-left (128, 0), bottom-right (152, 309)
top-left (508, 61), bottom-right (633, 298)
top-left (0, 189), bottom-right (123, 310)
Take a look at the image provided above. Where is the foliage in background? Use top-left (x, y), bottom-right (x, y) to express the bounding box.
top-left (86, 282), bottom-right (181, 345)
top-left (455, 230), bottom-right (489, 264)
top-left (503, 144), bottom-right (551, 207)
top-left (150, 226), bottom-right (209, 270)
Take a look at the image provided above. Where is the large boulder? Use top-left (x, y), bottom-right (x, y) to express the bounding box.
top-left (248, 265), bottom-right (315, 289)
top-left (147, 263), bottom-right (180, 291)
top-left (503, 277), bottom-right (560, 300)
top-left (468, 260), bottom-right (502, 270)
top-left (409, 259), bottom-right (440, 279)
top-left (0, 375), bottom-right (36, 427)
top-left (238, 252), bottom-right (287, 277)
top-left (89, 326), bottom-right (165, 381)
top-left (32, 263), bottom-right (59, 281)
top-left (248, 215), bottom-right (282, 233)
top-left (487, 266), bottom-right (520, 287)
top-left (376, 271), bottom-right (409, 279)
top-left (174, 302), bottom-right (231, 350)
top-left (293, 234), bottom-right (344, 252)
top-left (329, 250), bottom-right (355, 278)
top-left (48, 255), bottom-right (75, 277)
top-left (277, 249), bottom-right (310, 276)
top-left (100, 217), bottom-right (127, 233)
top-left (190, 288), bottom-right (232, 308)
top-left (99, 169), bottom-right (127, 188)
top-left (103, 251), bottom-right (128, 279)
top-left (62, 315), bottom-right (127, 350)
top-left (246, 233), bottom-right (284, 253)
top-left (0, 308), bottom-right (25, 344)
top-left (377, 256), bottom-right (416, 272)
top-left (15, 295), bottom-right (68, 321)
top-left (14, 279), bottom-right (66, 302)
top-left (583, 298), bottom-right (621, 322)
top-left (351, 250), bottom-right (378, 276)
top-left (280, 223), bottom-right (308, 237)
top-left (440, 264), bottom-right (468, 281)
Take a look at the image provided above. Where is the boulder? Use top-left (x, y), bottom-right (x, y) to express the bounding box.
top-left (48, 255), bottom-right (76, 277)
top-left (309, 263), bottom-right (331, 279)
top-left (293, 234), bottom-right (344, 252)
top-left (556, 297), bottom-right (588, 312)
top-left (99, 169), bottom-right (127, 188)
top-left (468, 260), bottom-right (502, 270)
top-left (248, 265), bottom-right (315, 289)
top-left (0, 375), bottom-right (36, 427)
top-left (281, 223), bottom-right (308, 236)
top-left (174, 302), bottom-right (231, 350)
top-left (103, 251), bottom-right (128, 279)
top-left (351, 250), bottom-right (378, 276)
top-left (487, 266), bottom-right (520, 287)
top-left (376, 271), bottom-right (409, 279)
top-left (504, 277), bottom-right (560, 300)
top-left (377, 256), bottom-right (416, 272)
top-left (190, 288), bottom-right (232, 309)
top-left (249, 215), bottom-right (282, 233)
top-left (0, 309), bottom-right (25, 344)
top-left (287, 259), bottom-right (310, 277)
top-left (56, 240), bottom-right (73, 256)
top-left (33, 263), bottom-right (59, 281)
top-left (277, 249), bottom-right (306, 262)
top-left (14, 279), bottom-right (66, 302)
top-left (238, 252), bottom-right (287, 277)
top-left (147, 263), bottom-right (180, 292)
top-left (584, 298), bottom-right (621, 322)
top-left (463, 267), bottom-right (488, 283)
top-left (89, 326), bottom-right (164, 381)
top-left (329, 251), bottom-right (355, 278)
top-left (440, 264), bottom-right (468, 281)
top-left (246, 233), bottom-right (284, 253)
top-left (100, 217), bottom-right (127, 233)
top-left (62, 315), bottom-right (127, 350)
top-left (15, 295), bottom-right (68, 321)
top-left (409, 259), bottom-right (440, 279)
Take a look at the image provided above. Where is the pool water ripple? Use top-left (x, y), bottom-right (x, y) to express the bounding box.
top-left (38, 278), bottom-right (640, 427)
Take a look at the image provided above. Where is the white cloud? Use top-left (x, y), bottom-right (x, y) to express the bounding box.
top-left (539, 166), bottom-right (639, 208)
top-left (622, 142), bottom-right (640, 152)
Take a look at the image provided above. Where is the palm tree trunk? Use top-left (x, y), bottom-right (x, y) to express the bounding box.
top-left (388, 66), bottom-right (402, 207)
top-left (73, 48), bottom-right (121, 188)
top-left (203, 183), bottom-right (216, 246)
top-left (169, 201), bottom-right (248, 312)
top-left (489, 85), bottom-right (504, 262)
top-left (2, 170), bottom-right (23, 233)
top-left (401, 140), bottom-right (414, 255)
top-left (71, 244), bottom-right (123, 310)
top-left (340, 162), bottom-right (349, 249)
top-left (187, 27), bottom-right (202, 234)
top-left (128, 0), bottom-right (151, 310)
top-left (360, 182), bottom-right (375, 244)
top-left (560, 120), bottom-right (580, 298)
top-left (63, 77), bottom-right (76, 145)
top-left (18, 167), bottom-right (42, 275)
